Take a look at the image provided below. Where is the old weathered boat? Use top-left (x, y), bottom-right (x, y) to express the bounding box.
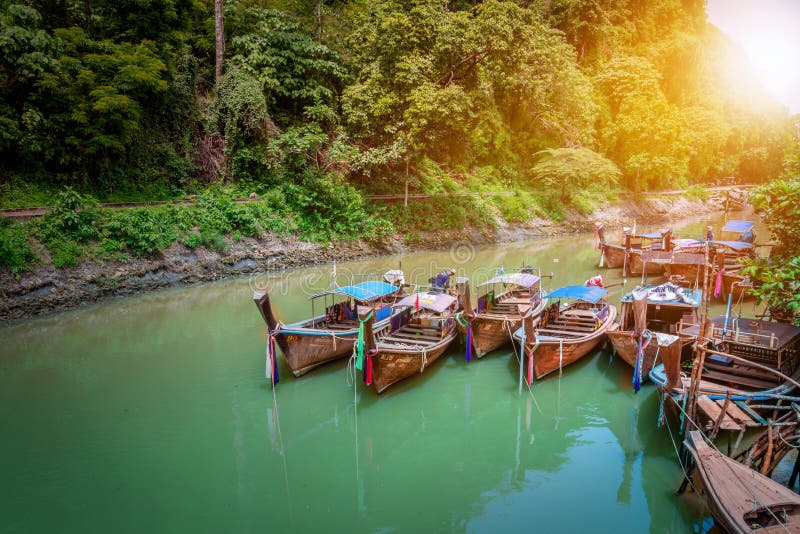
top-left (720, 270), bottom-right (757, 301)
top-left (457, 271), bottom-right (545, 359)
top-left (607, 283), bottom-right (700, 390)
top-left (600, 232), bottom-right (666, 274)
top-left (650, 317), bottom-right (800, 401)
top-left (254, 280), bottom-right (405, 377)
top-left (513, 285), bottom-right (618, 381)
top-left (364, 290), bottom-right (460, 393)
top-left (600, 242), bottom-right (627, 269)
top-left (684, 430), bottom-right (800, 533)
top-left (662, 252), bottom-right (708, 285)
top-left (627, 232), bottom-right (670, 276)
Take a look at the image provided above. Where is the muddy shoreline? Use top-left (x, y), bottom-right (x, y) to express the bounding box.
top-left (0, 195), bottom-right (722, 323)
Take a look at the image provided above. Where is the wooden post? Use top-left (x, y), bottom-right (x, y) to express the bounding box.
top-left (685, 240), bottom-right (712, 439)
top-left (623, 232), bottom-right (632, 277)
top-left (761, 422), bottom-right (775, 475)
top-left (724, 190), bottom-right (730, 223)
top-left (710, 392), bottom-right (731, 441)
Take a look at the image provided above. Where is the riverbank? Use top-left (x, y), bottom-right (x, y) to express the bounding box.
top-left (0, 194), bottom-right (723, 322)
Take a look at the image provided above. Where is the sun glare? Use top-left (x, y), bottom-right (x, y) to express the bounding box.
top-left (708, 0), bottom-right (800, 113)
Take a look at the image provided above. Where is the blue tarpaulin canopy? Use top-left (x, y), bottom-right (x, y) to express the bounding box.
top-left (545, 285), bottom-right (607, 304)
top-left (722, 220), bottom-right (755, 233)
top-left (312, 281), bottom-right (400, 302)
top-left (480, 272), bottom-right (541, 288)
top-left (712, 240), bottom-right (754, 251)
top-left (637, 233), bottom-right (663, 239)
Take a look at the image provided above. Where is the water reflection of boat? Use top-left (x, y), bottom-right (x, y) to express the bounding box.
top-left (253, 281), bottom-right (405, 377)
top-left (513, 286), bottom-right (618, 380)
top-left (607, 283), bottom-right (699, 388)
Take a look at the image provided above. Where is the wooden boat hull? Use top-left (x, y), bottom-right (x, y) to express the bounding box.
top-left (469, 315), bottom-right (522, 357)
top-left (274, 329), bottom-right (358, 376)
top-left (608, 330), bottom-right (690, 381)
top-left (600, 243), bottom-right (626, 268)
top-left (254, 290), bottom-right (402, 377)
top-left (463, 298), bottom-right (545, 358)
top-left (522, 304), bottom-right (618, 379)
top-left (721, 271), bottom-right (756, 301)
top-left (664, 262), bottom-right (707, 284)
top-left (371, 332), bottom-right (457, 393)
top-left (685, 430), bottom-right (800, 533)
top-left (628, 250), bottom-right (665, 275)
top-left (608, 330), bottom-right (661, 378)
top-left (532, 325), bottom-right (615, 378)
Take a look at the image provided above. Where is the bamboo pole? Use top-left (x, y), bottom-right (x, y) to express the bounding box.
top-left (685, 242), bottom-right (711, 440)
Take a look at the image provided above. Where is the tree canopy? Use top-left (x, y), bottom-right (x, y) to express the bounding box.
top-left (0, 0), bottom-right (795, 200)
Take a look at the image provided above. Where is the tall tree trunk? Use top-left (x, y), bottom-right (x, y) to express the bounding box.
top-left (316, 0), bottom-right (322, 43)
top-left (214, 0), bottom-right (225, 84)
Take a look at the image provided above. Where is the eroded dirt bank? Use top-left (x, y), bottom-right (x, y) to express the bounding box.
top-left (0, 195), bottom-right (722, 322)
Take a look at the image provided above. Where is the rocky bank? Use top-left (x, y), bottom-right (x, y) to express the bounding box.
top-left (0, 194), bottom-right (723, 322)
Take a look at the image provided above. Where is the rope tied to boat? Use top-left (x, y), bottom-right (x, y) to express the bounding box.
top-left (265, 325), bottom-right (281, 386)
top-left (420, 349), bottom-right (428, 373)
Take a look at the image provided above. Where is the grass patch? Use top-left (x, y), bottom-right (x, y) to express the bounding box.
top-left (685, 184), bottom-right (710, 202)
top-left (0, 218), bottom-right (37, 273)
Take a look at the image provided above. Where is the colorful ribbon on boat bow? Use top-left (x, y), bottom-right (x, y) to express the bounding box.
top-left (265, 326), bottom-right (281, 386)
top-left (631, 330), bottom-right (652, 393)
top-left (455, 312), bottom-right (475, 362)
top-left (714, 267), bottom-right (724, 298)
top-left (355, 310), bottom-right (374, 372)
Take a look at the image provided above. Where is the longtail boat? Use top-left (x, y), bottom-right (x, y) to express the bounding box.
top-left (600, 242), bottom-right (627, 268)
top-left (720, 270), bottom-right (757, 301)
top-left (663, 252), bottom-right (708, 285)
top-left (253, 280), bottom-right (405, 378)
top-left (650, 317), bottom-right (800, 401)
top-left (600, 232), bottom-right (664, 274)
top-left (684, 430), bottom-right (800, 533)
top-left (360, 290), bottom-right (460, 394)
top-left (456, 271), bottom-right (545, 359)
top-left (513, 285), bottom-right (618, 381)
top-left (628, 237), bottom-right (669, 276)
top-left (607, 283), bottom-right (700, 390)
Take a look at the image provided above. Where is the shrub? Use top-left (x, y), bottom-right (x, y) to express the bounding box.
top-left (49, 238), bottom-right (82, 268)
top-left (685, 184), bottom-right (710, 202)
top-left (0, 218), bottom-right (36, 273)
top-left (283, 173), bottom-right (387, 241)
top-left (102, 207), bottom-right (184, 257)
top-left (493, 193), bottom-right (530, 223)
top-left (194, 192), bottom-right (259, 237)
top-left (183, 231), bottom-right (229, 253)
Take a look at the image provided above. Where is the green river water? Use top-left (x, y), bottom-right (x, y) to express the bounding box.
top-left (0, 215), bottom-right (776, 533)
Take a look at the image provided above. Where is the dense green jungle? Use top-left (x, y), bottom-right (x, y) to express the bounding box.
top-left (1, 0), bottom-right (799, 321)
